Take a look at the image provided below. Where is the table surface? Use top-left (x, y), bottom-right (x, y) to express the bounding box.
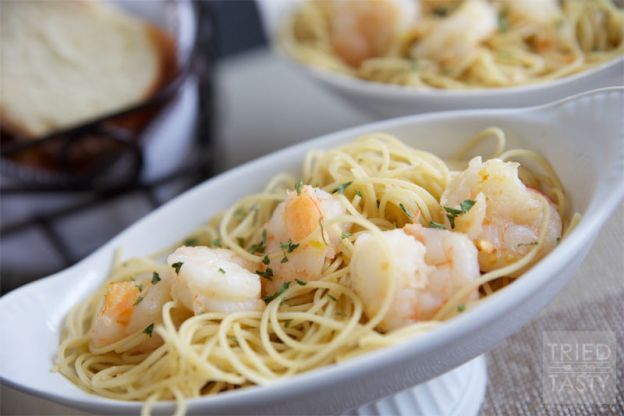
top-left (2, 48), bottom-right (622, 415)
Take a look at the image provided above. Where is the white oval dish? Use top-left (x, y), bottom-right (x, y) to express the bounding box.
top-left (256, 0), bottom-right (624, 118)
top-left (1, 88), bottom-right (623, 415)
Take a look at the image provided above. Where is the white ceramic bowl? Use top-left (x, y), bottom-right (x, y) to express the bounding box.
top-left (256, 0), bottom-right (624, 118)
top-left (1, 88), bottom-right (623, 415)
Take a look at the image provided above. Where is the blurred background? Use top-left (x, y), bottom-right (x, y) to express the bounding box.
top-left (0, 1), bottom-right (370, 294)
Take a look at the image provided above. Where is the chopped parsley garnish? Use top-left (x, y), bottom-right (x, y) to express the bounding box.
top-left (212, 238), bottom-right (222, 248)
top-left (152, 272), bottom-right (161, 284)
top-left (333, 181), bottom-right (352, 194)
top-left (341, 231), bottom-right (351, 239)
top-left (143, 323), bottom-right (154, 337)
top-left (432, 7), bottom-right (448, 17)
top-left (233, 207), bottom-right (246, 220)
top-left (184, 238), bottom-right (198, 246)
top-left (459, 199), bottom-right (476, 212)
top-left (263, 282), bottom-right (291, 303)
top-left (280, 239), bottom-right (300, 253)
top-left (318, 220), bottom-right (328, 245)
top-left (457, 304), bottom-right (466, 313)
top-left (256, 268), bottom-right (274, 281)
top-left (556, 237), bottom-right (561, 244)
top-left (295, 179), bottom-right (304, 195)
top-left (295, 278), bottom-right (307, 286)
top-left (327, 294), bottom-right (337, 302)
top-left (218, 268), bottom-right (226, 274)
top-left (134, 296), bottom-right (144, 305)
top-left (262, 255), bottom-right (271, 265)
top-left (135, 284), bottom-right (143, 292)
top-left (249, 229), bottom-right (267, 254)
top-left (517, 241), bottom-right (539, 247)
top-left (172, 262), bottom-right (183, 274)
top-left (236, 237), bottom-right (245, 247)
top-left (281, 256), bottom-right (289, 264)
top-left (355, 190), bottom-right (363, 198)
top-left (429, 221), bottom-right (446, 230)
top-left (399, 203), bottom-right (412, 219)
top-left (444, 199), bottom-right (476, 228)
top-left (498, 13), bottom-right (509, 33)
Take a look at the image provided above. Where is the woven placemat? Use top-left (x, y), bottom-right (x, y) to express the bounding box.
top-left (482, 291), bottom-right (623, 415)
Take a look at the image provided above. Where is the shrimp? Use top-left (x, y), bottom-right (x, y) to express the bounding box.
top-left (329, 0), bottom-right (419, 67)
top-left (167, 247), bottom-right (263, 315)
top-left (501, 0), bottom-right (562, 26)
top-left (89, 272), bottom-right (171, 350)
top-left (350, 224), bottom-right (480, 331)
top-left (411, 0), bottom-right (497, 64)
top-left (261, 185), bottom-right (348, 294)
top-left (441, 157), bottom-right (562, 274)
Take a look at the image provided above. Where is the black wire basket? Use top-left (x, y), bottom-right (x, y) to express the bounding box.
top-left (0, 0), bottom-right (217, 292)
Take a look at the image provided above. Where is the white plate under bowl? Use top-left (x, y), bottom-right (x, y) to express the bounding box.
top-left (1, 88), bottom-right (623, 415)
top-left (256, 0), bottom-right (624, 118)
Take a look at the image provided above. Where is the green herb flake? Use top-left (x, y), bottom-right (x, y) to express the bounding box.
top-left (355, 190), bottom-right (363, 198)
top-left (457, 304), bottom-right (466, 313)
top-left (399, 203), bottom-right (412, 219)
top-left (429, 221), bottom-right (446, 230)
top-left (432, 7), bottom-right (447, 17)
top-left (333, 181), bottom-right (353, 194)
top-left (281, 256), bottom-right (289, 264)
top-left (556, 237), bottom-right (561, 244)
top-left (236, 237), bottom-right (245, 247)
top-left (263, 282), bottom-right (291, 303)
top-left (184, 238), bottom-right (198, 246)
top-left (280, 238), bottom-right (300, 253)
top-left (498, 13), bottom-right (509, 33)
top-left (295, 278), bottom-right (307, 286)
top-left (249, 229), bottom-right (267, 254)
top-left (517, 241), bottom-right (539, 247)
top-left (295, 179), bottom-right (304, 195)
top-left (444, 199), bottom-right (476, 229)
top-left (143, 323), bottom-right (154, 337)
top-left (172, 262), bottom-right (184, 274)
top-left (262, 255), bottom-right (271, 265)
top-left (135, 284), bottom-right (143, 292)
top-left (233, 207), bottom-right (246, 220)
top-left (212, 238), bottom-right (222, 248)
top-left (151, 272), bottom-right (161, 284)
top-left (459, 199), bottom-right (476, 212)
top-left (327, 294), bottom-right (337, 302)
top-left (256, 268), bottom-right (274, 281)
top-left (218, 268), bottom-right (226, 274)
top-left (341, 231), bottom-right (351, 239)
top-left (134, 296), bottom-right (144, 306)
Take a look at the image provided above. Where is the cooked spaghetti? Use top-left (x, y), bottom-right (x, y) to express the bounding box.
top-left (55, 128), bottom-right (578, 416)
top-left (281, 0), bottom-right (624, 89)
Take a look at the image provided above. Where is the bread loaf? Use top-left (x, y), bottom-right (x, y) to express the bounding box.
top-left (0, 0), bottom-right (170, 139)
